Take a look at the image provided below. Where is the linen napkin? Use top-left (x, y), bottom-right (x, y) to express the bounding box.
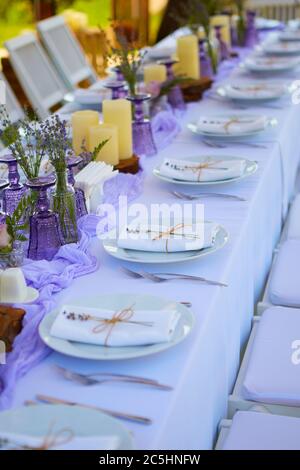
top-left (75, 162), bottom-right (118, 213)
top-left (0, 431), bottom-right (120, 450)
top-left (117, 220), bottom-right (219, 252)
top-left (196, 115), bottom-right (268, 135)
top-left (50, 304), bottom-right (180, 347)
top-left (223, 83), bottom-right (285, 100)
top-left (159, 157), bottom-right (246, 182)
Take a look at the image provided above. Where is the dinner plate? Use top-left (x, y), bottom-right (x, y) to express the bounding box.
top-left (279, 30), bottom-right (300, 42)
top-left (0, 404), bottom-right (134, 450)
top-left (153, 155), bottom-right (257, 186)
top-left (255, 17), bottom-right (282, 31)
top-left (240, 57), bottom-right (300, 73)
top-left (262, 42), bottom-right (300, 55)
top-left (216, 82), bottom-right (287, 102)
top-left (39, 293), bottom-right (195, 360)
top-left (187, 114), bottom-right (277, 139)
top-left (102, 223), bottom-right (228, 264)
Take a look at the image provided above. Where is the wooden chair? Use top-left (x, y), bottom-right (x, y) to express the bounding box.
top-left (5, 33), bottom-right (67, 120)
top-left (37, 15), bottom-right (98, 91)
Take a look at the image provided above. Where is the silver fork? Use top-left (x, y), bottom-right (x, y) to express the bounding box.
top-left (55, 365), bottom-right (173, 390)
top-left (122, 267), bottom-right (227, 287)
top-left (35, 395), bottom-right (151, 425)
top-left (172, 190), bottom-right (246, 202)
top-left (202, 139), bottom-right (268, 149)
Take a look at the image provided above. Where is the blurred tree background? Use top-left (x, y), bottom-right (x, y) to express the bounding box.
top-left (0, 0), bottom-right (111, 45)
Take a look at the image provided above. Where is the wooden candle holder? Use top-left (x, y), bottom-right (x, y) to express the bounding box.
top-left (0, 305), bottom-right (25, 352)
top-left (115, 154), bottom-right (140, 174)
top-left (180, 77), bottom-right (213, 102)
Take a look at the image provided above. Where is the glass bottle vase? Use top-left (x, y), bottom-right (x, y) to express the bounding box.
top-left (51, 169), bottom-right (79, 245)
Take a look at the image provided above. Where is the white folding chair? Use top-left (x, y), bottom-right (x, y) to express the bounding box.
top-left (5, 33), bottom-right (68, 120)
top-left (216, 411), bottom-right (300, 450)
top-left (229, 306), bottom-right (300, 420)
top-left (0, 72), bottom-right (24, 123)
top-left (37, 15), bottom-right (97, 91)
top-left (258, 238), bottom-right (300, 313)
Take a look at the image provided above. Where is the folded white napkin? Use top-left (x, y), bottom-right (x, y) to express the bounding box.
top-left (245, 56), bottom-right (299, 70)
top-left (196, 115), bottom-right (268, 135)
top-left (159, 157), bottom-right (246, 182)
top-left (74, 88), bottom-right (108, 105)
top-left (75, 162), bottom-right (117, 213)
top-left (0, 431), bottom-right (120, 450)
top-left (224, 83), bottom-right (284, 100)
top-left (118, 221), bottom-right (219, 252)
top-left (50, 304), bottom-right (180, 347)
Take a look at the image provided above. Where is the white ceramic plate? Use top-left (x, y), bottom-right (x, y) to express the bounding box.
top-left (153, 155), bottom-right (257, 186)
top-left (0, 404), bottom-right (134, 450)
top-left (102, 223), bottom-right (228, 264)
top-left (262, 41), bottom-right (300, 55)
top-left (187, 114), bottom-right (277, 139)
top-left (241, 57), bottom-right (300, 73)
top-left (279, 30), bottom-right (300, 42)
top-left (216, 82), bottom-right (286, 102)
top-left (256, 17), bottom-right (281, 31)
top-left (39, 293), bottom-right (195, 360)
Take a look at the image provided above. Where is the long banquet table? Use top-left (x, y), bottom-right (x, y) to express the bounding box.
top-left (5, 33), bottom-right (300, 449)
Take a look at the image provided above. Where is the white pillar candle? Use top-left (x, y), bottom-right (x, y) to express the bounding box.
top-left (89, 123), bottom-right (119, 166)
top-left (72, 110), bottom-right (99, 155)
top-left (176, 35), bottom-right (200, 80)
top-left (103, 99), bottom-right (133, 160)
top-left (144, 64), bottom-right (167, 84)
top-left (210, 15), bottom-right (231, 47)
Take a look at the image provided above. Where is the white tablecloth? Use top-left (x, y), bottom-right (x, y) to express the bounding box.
top-left (9, 40), bottom-right (300, 449)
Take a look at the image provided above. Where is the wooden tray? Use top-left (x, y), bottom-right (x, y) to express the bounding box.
top-left (0, 305), bottom-right (25, 352)
top-left (115, 154), bottom-right (140, 174)
top-left (180, 77), bottom-right (213, 102)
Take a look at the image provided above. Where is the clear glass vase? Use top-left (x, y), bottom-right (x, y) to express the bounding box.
top-left (51, 170), bottom-right (78, 245)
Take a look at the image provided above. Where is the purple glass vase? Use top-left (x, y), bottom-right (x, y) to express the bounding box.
top-left (127, 93), bottom-right (157, 157)
top-left (244, 10), bottom-right (258, 48)
top-left (67, 155), bottom-right (88, 219)
top-left (26, 175), bottom-right (63, 261)
top-left (0, 179), bottom-right (9, 211)
top-left (198, 39), bottom-right (213, 78)
top-left (214, 25), bottom-right (230, 61)
top-left (0, 154), bottom-right (27, 216)
top-left (104, 80), bottom-right (127, 99)
top-left (158, 59), bottom-right (186, 111)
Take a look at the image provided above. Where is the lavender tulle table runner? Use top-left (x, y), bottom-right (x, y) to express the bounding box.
top-left (0, 44), bottom-right (252, 408)
top-left (0, 171), bottom-right (144, 409)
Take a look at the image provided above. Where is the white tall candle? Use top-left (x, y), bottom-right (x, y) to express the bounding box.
top-left (89, 123), bottom-right (119, 166)
top-left (72, 110), bottom-right (99, 155)
top-left (176, 35), bottom-right (200, 80)
top-left (103, 99), bottom-right (133, 160)
top-left (144, 64), bottom-right (167, 84)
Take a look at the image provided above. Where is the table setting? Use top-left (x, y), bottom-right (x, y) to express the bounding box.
top-left (1, 5), bottom-right (300, 451)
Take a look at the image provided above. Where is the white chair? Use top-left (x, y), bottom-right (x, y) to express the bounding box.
top-left (229, 306), bottom-right (300, 420)
top-left (0, 72), bottom-right (24, 123)
top-left (258, 239), bottom-right (300, 312)
top-left (5, 33), bottom-right (68, 120)
top-left (216, 411), bottom-right (300, 450)
top-left (37, 15), bottom-right (97, 91)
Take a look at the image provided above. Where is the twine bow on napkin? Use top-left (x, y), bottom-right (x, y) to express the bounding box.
top-left (64, 304), bottom-right (153, 347)
top-left (7, 421), bottom-right (74, 450)
top-left (185, 160), bottom-right (227, 181)
top-left (222, 118), bottom-right (253, 134)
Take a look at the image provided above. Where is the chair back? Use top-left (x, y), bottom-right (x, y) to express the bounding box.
top-left (37, 15), bottom-right (97, 90)
top-left (5, 33), bottom-right (67, 119)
